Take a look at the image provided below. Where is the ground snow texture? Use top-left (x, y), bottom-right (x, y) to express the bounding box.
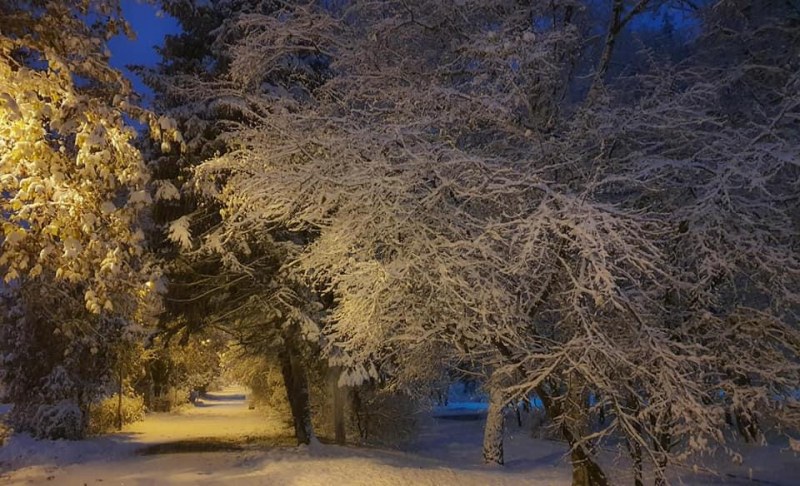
top-left (0, 387), bottom-right (797, 485)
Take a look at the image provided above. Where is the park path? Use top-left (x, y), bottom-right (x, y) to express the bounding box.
top-left (122, 385), bottom-right (292, 449)
top-left (8, 389), bottom-right (792, 485)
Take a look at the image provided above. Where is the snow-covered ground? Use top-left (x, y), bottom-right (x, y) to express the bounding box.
top-left (0, 386), bottom-right (570, 485)
top-left (123, 387), bottom-right (292, 446)
top-left (0, 387), bottom-right (798, 485)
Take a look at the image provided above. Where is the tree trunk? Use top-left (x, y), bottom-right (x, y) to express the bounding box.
top-left (537, 383), bottom-right (609, 486)
top-left (591, 0), bottom-right (651, 97)
top-left (565, 402), bottom-right (608, 485)
top-left (735, 408), bottom-right (759, 442)
top-left (595, 0), bottom-right (624, 82)
top-left (629, 438), bottom-right (643, 486)
top-left (329, 366), bottom-right (346, 445)
top-left (351, 388), bottom-right (367, 440)
top-left (625, 395), bottom-right (644, 486)
top-left (653, 431), bottom-right (671, 486)
top-left (568, 445), bottom-right (608, 486)
top-left (482, 383), bottom-right (506, 465)
top-left (117, 361), bottom-right (124, 431)
top-left (279, 348), bottom-right (312, 445)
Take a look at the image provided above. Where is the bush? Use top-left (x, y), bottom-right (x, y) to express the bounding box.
top-left (145, 386), bottom-right (192, 412)
top-left (0, 422), bottom-right (10, 446)
top-left (224, 355), bottom-right (291, 418)
top-left (87, 394), bottom-right (145, 435)
top-left (32, 400), bottom-right (84, 440)
top-left (349, 387), bottom-right (419, 447)
top-left (250, 364), bottom-right (292, 419)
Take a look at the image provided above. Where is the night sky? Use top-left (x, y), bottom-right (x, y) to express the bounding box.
top-left (108, 0), bottom-right (180, 105)
top-left (106, 1), bottom-right (691, 105)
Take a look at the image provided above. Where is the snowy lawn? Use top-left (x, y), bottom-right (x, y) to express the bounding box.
top-left (0, 388), bottom-right (798, 485)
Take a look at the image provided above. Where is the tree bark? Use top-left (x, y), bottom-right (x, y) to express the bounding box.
top-left (329, 366), bottom-right (346, 445)
top-left (482, 383), bottom-right (506, 465)
top-left (279, 347), bottom-right (312, 445)
top-left (117, 361), bottom-right (124, 431)
top-left (595, 0), bottom-right (624, 81)
top-left (537, 384), bottom-right (609, 486)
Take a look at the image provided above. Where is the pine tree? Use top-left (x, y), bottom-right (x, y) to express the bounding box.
top-left (141, 0), bottom-right (328, 444)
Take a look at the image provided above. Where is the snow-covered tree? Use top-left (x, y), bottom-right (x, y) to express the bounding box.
top-left (0, 283), bottom-right (145, 439)
top-left (184, 0), bottom-right (635, 475)
top-left (150, 0), bottom-right (798, 483)
top-left (139, 0), bottom-right (335, 444)
top-left (0, 0), bottom-right (174, 438)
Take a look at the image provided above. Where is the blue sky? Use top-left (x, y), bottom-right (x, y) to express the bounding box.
top-left (108, 0), bottom-right (180, 104)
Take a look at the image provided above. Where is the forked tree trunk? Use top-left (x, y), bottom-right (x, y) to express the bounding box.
top-left (279, 348), bottom-right (312, 445)
top-left (482, 383), bottom-right (506, 465)
top-left (537, 384), bottom-right (609, 486)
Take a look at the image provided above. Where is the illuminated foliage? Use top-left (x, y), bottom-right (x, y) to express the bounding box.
top-left (0, 0), bottom-right (177, 313)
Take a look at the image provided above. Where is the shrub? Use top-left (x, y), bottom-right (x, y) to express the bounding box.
top-left (349, 387), bottom-right (419, 447)
top-left (87, 394), bottom-right (145, 435)
top-left (32, 400), bottom-right (84, 440)
top-left (0, 422), bottom-right (10, 446)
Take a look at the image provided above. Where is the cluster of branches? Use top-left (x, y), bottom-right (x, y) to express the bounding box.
top-left (150, 0), bottom-right (800, 483)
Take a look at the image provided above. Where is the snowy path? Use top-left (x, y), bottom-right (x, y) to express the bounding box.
top-left (123, 385), bottom-right (292, 447)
